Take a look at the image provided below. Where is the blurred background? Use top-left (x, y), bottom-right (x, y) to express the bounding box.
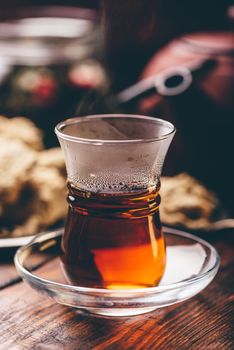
top-left (0, 0), bottom-right (233, 238)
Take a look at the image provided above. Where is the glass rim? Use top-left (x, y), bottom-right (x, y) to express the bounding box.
top-left (55, 114), bottom-right (176, 145)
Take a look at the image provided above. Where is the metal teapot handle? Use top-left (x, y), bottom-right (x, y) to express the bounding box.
top-left (117, 59), bottom-right (215, 104)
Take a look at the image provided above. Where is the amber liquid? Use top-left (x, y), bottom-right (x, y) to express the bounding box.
top-left (61, 183), bottom-right (166, 289)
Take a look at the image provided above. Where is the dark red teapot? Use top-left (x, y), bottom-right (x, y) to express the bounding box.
top-left (118, 32), bottom-right (234, 214)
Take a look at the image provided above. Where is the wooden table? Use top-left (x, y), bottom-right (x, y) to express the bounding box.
top-left (0, 229), bottom-right (233, 350)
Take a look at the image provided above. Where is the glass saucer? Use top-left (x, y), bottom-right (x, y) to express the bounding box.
top-left (14, 227), bottom-right (220, 317)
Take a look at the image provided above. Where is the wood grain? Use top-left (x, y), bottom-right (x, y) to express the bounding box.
top-left (0, 248), bottom-right (56, 290)
top-left (0, 248), bottom-right (20, 289)
top-left (0, 232), bottom-right (233, 350)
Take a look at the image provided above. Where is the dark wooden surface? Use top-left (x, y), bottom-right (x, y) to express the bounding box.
top-left (0, 230), bottom-right (233, 350)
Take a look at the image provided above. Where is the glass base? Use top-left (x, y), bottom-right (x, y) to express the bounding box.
top-left (15, 227), bottom-right (220, 317)
top-left (82, 307), bottom-right (157, 317)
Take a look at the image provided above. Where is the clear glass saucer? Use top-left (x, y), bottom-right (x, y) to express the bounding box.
top-left (14, 227), bottom-right (220, 317)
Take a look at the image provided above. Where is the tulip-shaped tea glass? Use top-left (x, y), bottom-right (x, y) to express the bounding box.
top-left (55, 114), bottom-right (175, 290)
